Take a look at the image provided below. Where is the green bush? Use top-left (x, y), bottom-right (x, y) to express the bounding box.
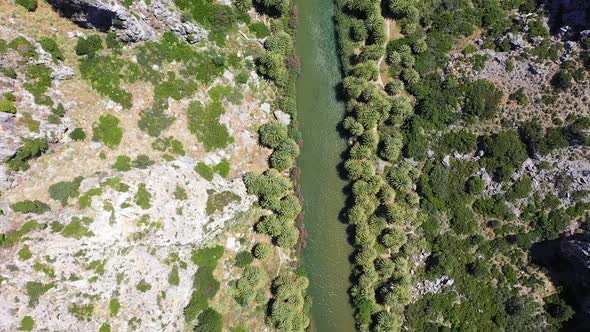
top-left (0, 100), bottom-right (16, 114)
top-left (135, 183), bottom-right (151, 209)
top-left (138, 105), bottom-right (174, 137)
top-left (248, 22), bottom-right (271, 38)
top-left (16, 0), bottom-right (37, 11)
top-left (48, 176), bottom-right (83, 206)
top-left (24, 64), bottom-right (52, 105)
top-left (93, 114), bottom-right (123, 148)
top-left (194, 307), bottom-right (223, 332)
top-left (39, 37), bottom-right (64, 62)
top-left (235, 251), bottom-right (253, 267)
top-left (480, 130), bottom-right (528, 181)
top-left (10, 200), bottom-right (50, 214)
top-left (187, 100), bottom-right (233, 151)
top-left (69, 128), bottom-right (87, 141)
top-left (75, 35), bottom-right (103, 57)
top-left (195, 162), bottom-right (215, 181)
top-left (113, 155), bottom-right (132, 171)
top-left (7, 137), bottom-right (49, 171)
top-left (462, 79), bottom-right (502, 120)
top-left (551, 70), bottom-right (573, 91)
top-left (132, 155), bottom-right (154, 169)
top-left (79, 55), bottom-right (132, 108)
top-left (185, 246), bottom-right (224, 322)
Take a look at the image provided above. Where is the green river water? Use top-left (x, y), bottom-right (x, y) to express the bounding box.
top-left (295, 0), bottom-right (356, 331)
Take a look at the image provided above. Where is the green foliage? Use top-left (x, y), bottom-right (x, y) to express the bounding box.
top-left (69, 128), bottom-right (87, 141)
top-left (206, 190), bottom-right (241, 215)
top-left (132, 155), bottom-right (154, 169)
top-left (113, 155), bottom-right (132, 171)
top-left (109, 298), bottom-right (120, 316)
top-left (268, 274), bottom-right (309, 331)
top-left (18, 244), bottom-right (32, 260)
top-left (187, 100), bottom-right (233, 151)
top-left (507, 175), bottom-right (532, 200)
top-left (253, 242), bottom-right (273, 259)
top-left (61, 217), bottom-right (95, 239)
top-left (79, 188), bottom-right (103, 208)
top-left (69, 303), bottom-right (94, 320)
top-left (136, 279), bottom-right (152, 292)
top-left (79, 55), bottom-right (132, 108)
top-left (16, 0), bottom-right (37, 11)
top-left (551, 70), bottom-right (573, 91)
top-left (39, 37), bottom-right (64, 62)
top-left (194, 307), bottom-right (223, 332)
top-left (235, 251), bottom-right (253, 267)
top-left (93, 114), bottom-right (123, 148)
top-left (8, 36), bottom-right (36, 58)
top-left (138, 105), bottom-right (174, 137)
top-left (465, 176), bottom-right (485, 195)
top-left (236, 265), bottom-right (268, 303)
top-left (509, 87), bottom-right (528, 106)
top-left (249, 22), bottom-right (271, 38)
top-left (174, 0), bottom-right (238, 45)
top-left (24, 64), bottom-right (52, 105)
top-left (0, 220), bottom-right (42, 248)
top-left (18, 316), bottom-right (34, 331)
top-left (48, 176), bottom-right (83, 205)
top-left (462, 79), bottom-right (502, 120)
top-left (480, 130), bottom-right (528, 181)
top-left (152, 136), bottom-right (185, 156)
top-left (185, 246), bottom-right (224, 322)
top-left (75, 35), bottom-right (103, 57)
top-left (174, 185), bottom-right (188, 200)
top-left (0, 100), bottom-right (16, 113)
top-left (10, 200), bottom-right (50, 214)
top-left (26, 281), bottom-right (54, 307)
top-left (135, 183), bottom-right (152, 209)
top-left (169, 266), bottom-right (180, 286)
top-left (195, 162), bottom-right (215, 181)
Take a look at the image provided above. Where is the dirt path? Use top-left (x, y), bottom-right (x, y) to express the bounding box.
top-left (376, 19), bottom-right (391, 88)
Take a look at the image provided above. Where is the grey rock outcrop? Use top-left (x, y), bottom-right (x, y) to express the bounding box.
top-left (46, 0), bottom-right (207, 43)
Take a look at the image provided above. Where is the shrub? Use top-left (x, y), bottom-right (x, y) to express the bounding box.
top-left (39, 37), bottom-right (64, 62)
top-left (194, 307), bottom-right (223, 332)
top-left (16, 0), bottom-right (37, 11)
top-left (132, 155), bottom-right (154, 169)
top-left (509, 87), bottom-right (528, 106)
top-left (0, 100), bottom-right (16, 114)
top-left (465, 176), bottom-right (485, 195)
top-left (551, 70), bottom-right (573, 91)
top-left (480, 130), bottom-right (528, 181)
top-left (235, 251), bottom-right (254, 267)
top-left (69, 128), bottom-right (86, 141)
top-left (195, 162), bottom-right (215, 181)
top-left (10, 200), bottom-right (50, 214)
top-left (135, 183), bottom-right (151, 209)
top-left (61, 217), bottom-right (94, 239)
top-left (75, 35), bottom-right (103, 57)
top-left (93, 114), bottom-right (123, 148)
top-left (24, 64), bottom-right (52, 105)
top-left (7, 138), bottom-right (49, 171)
top-left (79, 55), bottom-right (132, 108)
top-left (187, 101), bottom-right (233, 151)
top-left (249, 22), bottom-right (271, 38)
top-left (113, 155), bottom-right (132, 171)
top-left (462, 79), bottom-right (502, 120)
top-left (138, 105), bottom-right (174, 137)
top-left (48, 176), bottom-right (83, 205)
top-left (19, 316), bottom-right (35, 331)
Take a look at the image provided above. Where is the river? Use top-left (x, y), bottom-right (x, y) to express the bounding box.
top-left (295, 0), bottom-right (356, 331)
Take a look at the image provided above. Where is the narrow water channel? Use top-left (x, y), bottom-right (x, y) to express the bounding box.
top-left (295, 0), bottom-right (356, 330)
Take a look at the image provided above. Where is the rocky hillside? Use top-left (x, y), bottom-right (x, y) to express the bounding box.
top-left (0, 0), bottom-right (304, 331)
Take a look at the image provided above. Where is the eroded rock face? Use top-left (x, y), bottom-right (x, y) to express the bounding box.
top-left (0, 159), bottom-right (255, 331)
top-left (46, 0), bottom-right (207, 43)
